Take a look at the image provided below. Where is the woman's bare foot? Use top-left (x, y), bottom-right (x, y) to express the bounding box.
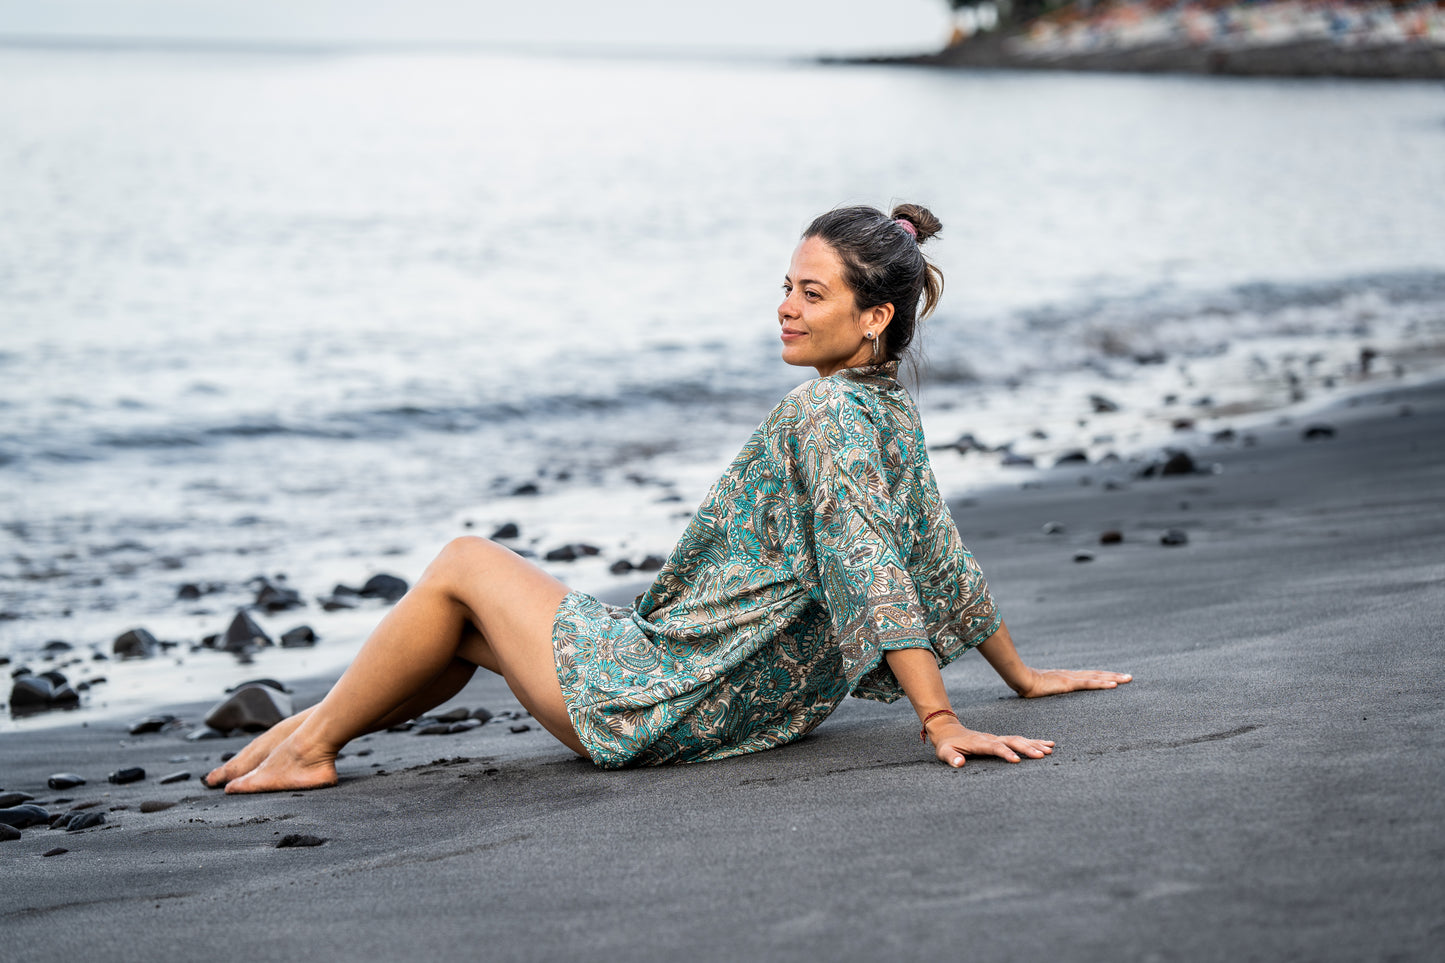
top-left (204, 707), bottom-right (313, 788)
top-left (223, 733), bottom-right (339, 794)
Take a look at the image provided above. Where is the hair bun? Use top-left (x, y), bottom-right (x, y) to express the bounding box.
top-left (889, 203), bottom-right (942, 244)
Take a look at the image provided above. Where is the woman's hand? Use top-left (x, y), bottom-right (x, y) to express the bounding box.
top-left (928, 720), bottom-right (1054, 768)
top-left (1015, 668), bottom-right (1132, 699)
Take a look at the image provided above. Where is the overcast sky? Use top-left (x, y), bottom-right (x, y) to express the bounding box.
top-left (0, 0), bottom-right (952, 56)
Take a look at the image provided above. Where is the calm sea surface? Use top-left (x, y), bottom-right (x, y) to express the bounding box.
top-left (2, 47), bottom-right (1442, 721)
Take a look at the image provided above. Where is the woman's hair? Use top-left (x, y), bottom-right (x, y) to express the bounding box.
top-left (802, 203), bottom-right (944, 362)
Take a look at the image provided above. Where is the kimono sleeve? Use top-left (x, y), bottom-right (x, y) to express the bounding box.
top-left (785, 383), bottom-right (933, 703)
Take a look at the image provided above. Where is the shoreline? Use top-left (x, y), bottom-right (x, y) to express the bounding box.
top-left (836, 32), bottom-right (1445, 81)
top-left (3, 374), bottom-right (1442, 959)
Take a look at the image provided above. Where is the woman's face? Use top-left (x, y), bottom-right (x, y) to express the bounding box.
top-left (778, 237), bottom-right (892, 377)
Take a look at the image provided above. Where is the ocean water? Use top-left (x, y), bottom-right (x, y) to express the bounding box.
top-left (2, 46), bottom-right (1443, 726)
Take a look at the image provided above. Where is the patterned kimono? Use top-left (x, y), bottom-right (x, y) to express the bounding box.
top-left (552, 362), bottom-right (1000, 768)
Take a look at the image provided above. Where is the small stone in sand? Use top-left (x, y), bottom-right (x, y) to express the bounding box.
top-left (279, 625), bottom-right (318, 648)
top-left (47, 774), bottom-right (85, 791)
top-left (112, 628), bottom-right (159, 660)
top-left (509, 723), bottom-right (532, 734)
top-left (434, 707), bottom-right (471, 723)
top-left (359, 574), bottom-right (409, 603)
top-left (1042, 522), bottom-right (1066, 535)
top-left (544, 544), bottom-right (601, 563)
top-left (140, 800), bottom-right (177, 813)
top-left (275, 834), bottom-right (327, 848)
top-left (609, 559), bottom-right (634, 575)
top-left (1001, 452), bottom-right (1035, 467)
top-left (638, 555), bottom-right (665, 572)
top-left (469, 707), bottom-right (493, 724)
top-left (42, 847), bottom-right (69, 857)
top-left (158, 771), bottom-right (191, 785)
top-left (205, 684), bottom-right (292, 733)
top-left (186, 727), bottom-right (228, 742)
top-left (1053, 450), bottom-right (1089, 467)
top-left (415, 722), bottom-right (454, 735)
top-left (222, 610), bottom-right (272, 652)
top-left (1100, 530), bottom-right (1124, 545)
top-left (1090, 394), bottom-right (1120, 413)
top-left (0, 824), bottom-right (20, 842)
top-left (1302, 424), bottom-right (1336, 440)
top-left (0, 792), bottom-right (35, 808)
top-left (491, 522), bottom-right (520, 539)
top-left (108, 768), bottom-right (145, 785)
top-left (1, 805), bottom-right (52, 828)
top-left (1073, 552), bottom-right (1095, 563)
top-left (1161, 529), bottom-right (1190, 546)
top-left (129, 714), bottom-right (178, 735)
top-left (1160, 451), bottom-right (1198, 476)
top-left (66, 811), bottom-right (106, 831)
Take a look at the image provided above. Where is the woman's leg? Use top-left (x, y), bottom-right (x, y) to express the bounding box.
top-left (219, 537), bottom-right (581, 794)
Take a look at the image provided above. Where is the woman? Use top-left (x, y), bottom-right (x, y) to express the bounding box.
top-left (206, 203), bottom-right (1129, 794)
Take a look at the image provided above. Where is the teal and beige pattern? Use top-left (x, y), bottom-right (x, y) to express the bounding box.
top-left (552, 362), bottom-right (1000, 769)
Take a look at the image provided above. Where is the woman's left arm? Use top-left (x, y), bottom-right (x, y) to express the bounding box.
top-left (884, 646), bottom-right (1057, 768)
top-left (975, 621), bottom-right (1132, 698)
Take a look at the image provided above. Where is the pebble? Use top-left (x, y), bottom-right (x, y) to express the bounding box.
top-left (1211, 428), bottom-right (1237, 443)
top-left (129, 714), bottom-right (179, 735)
top-left (509, 723), bottom-right (531, 734)
top-left (1073, 552), bottom-right (1095, 563)
top-left (140, 800), bottom-right (177, 813)
top-left (491, 522), bottom-right (520, 539)
top-left (511, 481), bottom-right (540, 496)
top-left (637, 555), bottom-right (665, 572)
top-left (358, 574), bottom-right (409, 603)
top-left (223, 610), bottom-right (272, 652)
top-left (107, 767), bottom-right (146, 785)
top-left (66, 811), bottom-right (106, 831)
top-left (275, 834), bottom-right (327, 848)
top-left (1042, 522), bottom-right (1066, 535)
top-left (112, 627), bottom-right (159, 660)
top-left (42, 847), bottom-right (69, 857)
top-left (1090, 394), bottom-right (1120, 413)
top-left (415, 722), bottom-right (454, 735)
top-left (1160, 451), bottom-right (1198, 476)
top-left (0, 804), bottom-right (53, 828)
top-left (252, 577), bottom-right (305, 613)
top-left (0, 824), bottom-right (20, 842)
top-left (205, 684), bottom-right (293, 733)
top-left (9, 675), bottom-right (56, 709)
top-left (1053, 450), bottom-right (1089, 467)
top-left (469, 707), bottom-right (493, 724)
top-left (226, 677), bottom-right (291, 694)
top-left (158, 771), bottom-right (191, 785)
top-left (609, 559), bottom-right (634, 575)
top-left (279, 625), bottom-right (319, 648)
top-left (1099, 530), bottom-right (1124, 545)
top-left (47, 774), bottom-right (86, 791)
top-left (434, 707), bottom-right (471, 723)
top-left (0, 792), bottom-right (36, 808)
top-left (1302, 424), bottom-right (1337, 440)
top-left (1000, 452), bottom-right (1035, 467)
top-left (544, 544), bottom-right (601, 563)
top-left (447, 719), bottom-right (482, 734)
top-left (41, 640), bottom-right (73, 655)
top-left (1160, 529), bottom-right (1190, 546)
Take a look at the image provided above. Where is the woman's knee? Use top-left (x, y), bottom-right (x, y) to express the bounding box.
top-left (422, 536), bottom-right (500, 590)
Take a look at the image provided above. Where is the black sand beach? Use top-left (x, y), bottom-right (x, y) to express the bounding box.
top-left (3, 379), bottom-right (1443, 961)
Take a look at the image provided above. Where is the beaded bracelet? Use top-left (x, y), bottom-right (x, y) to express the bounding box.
top-left (920, 708), bottom-right (958, 741)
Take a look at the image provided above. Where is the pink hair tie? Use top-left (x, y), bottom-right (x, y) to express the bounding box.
top-left (895, 218), bottom-right (917, 238)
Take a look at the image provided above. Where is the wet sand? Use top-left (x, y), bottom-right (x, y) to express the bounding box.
top-left (3, 379), bottom-right (1443, 961)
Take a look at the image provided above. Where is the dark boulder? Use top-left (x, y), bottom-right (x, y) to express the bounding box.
top-left (1302, 424), bottom-right (1336, 440)
top-left (470, 707), bottom-right (493, 724)
top-left (9, 675), bottom-right (54, 709)
top-left (1211, 428), bottom-right (1237, 443)
top-left (0, 804), bottom-right (52, 828)
top-left (609, 559), bottom-right (634, 575)
top-left (638, 555), bottom-right (665, 572)
top-left (0, 792), bottom-right (35, 808)
top-left (186, 727), bottom-right (229, 741)
top-left (41, 640), bottom-right (73, 655)
top-left (490, 522), bottom-right (520, 540)
top-left (222, 610), bottom-right (272, 652)
top-left (108, 767), bottom-right (145, 785)
top-left (1160, 529), bottom-right (1190, 547)
top-left (276, 834), bottom-right (327, 848)
top-left (47, 774), bottom-right (85, 791)
top-left (158, 771), bottom-right (191, 785)
top-left (204, 684), bottom-right (293, 733)
top-left (434, 707), bottom-right (471, 723)
top-left (1160, 451), bottom-right (1198, 476)
top-left (177, 583), bottom-right (203, 600)
top-left (1073, 552), bottom-right (1095, 563)
top-left (544, 544), bottom-right (601, 563)
top-left (225, 677), bottom-right (290, 694)
top-left (1089, 394), bottom-right (1120, 413)
top-left (279, 625), bottom-right (319, 648)
top-left (66, 811), bottom-right (106, 831)
top-left (1053, 450), bottom-right (1089, 467)
top-left (0, 823), bottom-right (20, 842)
top-left (113, 628), bottom-right (159, 660)
top-left (510, 482), bottom-right (540, 496)
top-left (358, 574), bottom-right (408, 603)
top-left (129, 714), bottom-right (178, 735)
top-left (253, 578), bottom-right (305, 613)
top-left (1099, 530), bottom-right (1124, 545)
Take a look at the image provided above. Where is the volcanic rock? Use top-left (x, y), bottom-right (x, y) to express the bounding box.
top-left (609, 559), bottom-right (634, 575)
top-left (0, 804), bottom-right (52, 828)
top-left (1099, 530), bottom-right (1124, 545)
top-left (140, 800), bottom-right (177, 813)
top-left (41, 640), bottom-right (73, 655)
top-left (1089, 394), bottom-right (1120, 413)
top-left (108, 767), bottom-right (145, 785)
top-left (253, 578), bottom-right (305, 613)
top-left (9, 675), bottom-right (54, 709)
top-left (113, 628), bottom-right (159, 660)
top-left (1160, 451), bottom-right (1198, 476)
top-left (1042, 522), bottom-right (1066, 535)
top-left (491, 522), bottom-right (520, 539)
top-left (276, 834), bottom-right (327, 848)
top-left (279, 625), bottom-right (318, 648)
top-left (1161, 529), bottom-right (1190, 547)
top-left (42, 847), bottom-right (68, 856)
top-left (226, 678), bottom-right (290, 694)
top-left (1073, 552), bottom-right (1095, 563)
top-left (158, 771), bottom-right (191, 785)
top-left (223, 610), bottom-right (272, 652)
top-left (544, 544), bottom-right (601, 563)
top-left (435, 707), bottom-right (471, 723)
top-left (66, 811), bottom-right (106, 831)
top-left (1053, 450), bottom-right (1089, 466)
top-left (469, 707), bottom-right (493, 724)
top-left (0, 792), bottom-right (35, 808)
top-left (1000, 452), bottom-right (1035, 468)
top-left (638, 555), bottom-right (665, 572)
top-left (509, 723), bottom-right (531, 734)
top-left (0, 824), bottom-right (20, 842)
top-left (47, 774), bottom-right (85, 791)
top-left (186, 727), bottom-right (229, 741)
top-left (1302, 424), bottom-right (1337, 440)
top-left (129, 714), bottom-right (178, 735)
top-left (204, 684), bottom-right (292, 733)
top-left (358, 574), bottom-right (408, 603)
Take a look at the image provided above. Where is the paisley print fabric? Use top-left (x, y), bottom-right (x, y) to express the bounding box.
top-left (552, 362), bottom-right (1000, 769)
